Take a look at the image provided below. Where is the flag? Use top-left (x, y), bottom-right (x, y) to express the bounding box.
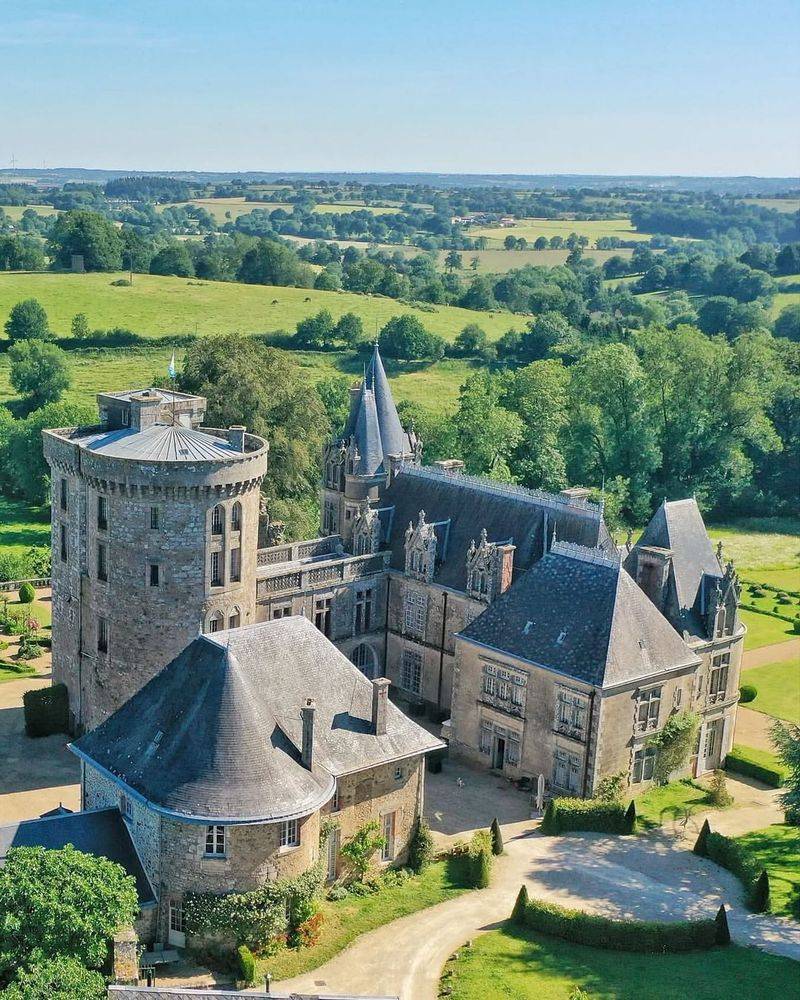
top-left (168, 351), bottom-right (176, 379)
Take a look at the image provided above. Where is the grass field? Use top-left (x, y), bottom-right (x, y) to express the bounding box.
top-left (0, 498), bottom-right (51, 558)
top-left (0, 204), bottom-right (58, 222)
top-left (741, 198), bottom-right (800, 214)
top-left (157, 198), bottom-right (401, 222)
top-left (739, 610), bottom-right (796, 650)
top-left (433, 247), bottom-right (638, 274)
top-left (0, 271), bottom-right (528, 343)
top-left (744, 660), bottom-right (800, 724)
top-left (442, 922), bottom-right (798, 999)
top-left (468, 216), bottom-right (652, 248)
top-left (708, 519), bottom-right (800, 580)
top-left (634, 778), bottom-right (715, 830)
top-left (0, 663), bottom-right (36, 684)
top-left (735, 824), bottom-right (800, 920)
top-left (770, 273), bottom-right (800, 320)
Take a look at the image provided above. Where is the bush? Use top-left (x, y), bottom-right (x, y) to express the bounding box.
top-left (236, 944), bottom-right (255, 985)
top-left (705, 830), bottom-right (769, 912)
top-left (739, 684), bottom-right (758, 704)
top-left (725, 745), bottom-right (787, 788)
top-left (709, 770), bottom-right (733, 808)
top-left (714, 905), bottom-right (731, 945)
top-left (513, 893), bottom-right (718, 952)
top-left (17, 582), bottom-right (35, 605)
top-left (408, 817), bottom-right (435, 873)
top-left (293, 911), bottom-right (324, 947)
top-left (22, 684), bottom-right (70, 737)
top-left (540, 798), bottom-right (630, 836)
top-left (327, 885), bottom-right (349, 901)
top-left (624, 800), bottom-right (637, 833)
top-left (541, 799), bottom-right (559, 835)
top-left (751, 870), bottom-right (771, 913)
top-left (511, 884), bottom-right (529, 923)
top-left (490, 817), bottom-right (504, 855)
top-left (16, 634), bottom-right (41, 660)
top-left (693, 818), bottom-right (711, 857)
top-left (467, 830), bottom-right (493, 888)
top-left (110, 278), bottom-right (131, 286)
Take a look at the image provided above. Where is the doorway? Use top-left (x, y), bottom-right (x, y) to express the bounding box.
top-left (492, 735), bottom-right (506, 770)
top-left (702, 719), bottom-right (723, 771)
top-left (168, 898), bottom-right (185, 948)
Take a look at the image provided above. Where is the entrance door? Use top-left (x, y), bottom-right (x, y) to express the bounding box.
top-left (702, 719), bottom-right (723, 771)
top-left (168, 899), bottom-right (185, 948)
top-left (326, 827), bottom-right (340, 883)
top-left (492, 736), bottom-right (506, 770)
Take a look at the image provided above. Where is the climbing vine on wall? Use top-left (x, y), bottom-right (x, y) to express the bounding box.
top-left (647, 711), bottom-right (701, 785)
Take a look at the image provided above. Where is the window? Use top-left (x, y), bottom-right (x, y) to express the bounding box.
top-left (479, 721), bottom-right (493, 755)
top-left (207, 611), bottom-right (223, 634)
top-left (394, 765), bottom-right (404, 781)
top-left (556, 688), bottom-right (587, 736)
top-left (97, 496), bottom-right (108, 531)
top-left (709, 654), bottom-right (730, 703)
top-left (314, 596), bottom-right (332, 637)
top-left (230, 547), bottom-right (241, 583)
top-left (119, 793), bottom-right (132, 821)
top-left (481, 662), bottom-right (526, 714)
top-left (632, 746), bottom-right (657, 783)
top-left (272, 603), bottom-right (292, 620)
top-left (231, 502), bottom-right (242, 532)
top-left (280, 818), bottom-right (299, 849)
top-left (553, 747), bottom-right (581, 792)
top-left (351, 643), bottom-right (375, 679)
top-left (636, 688), bottom-right (661, 731)
top-left (229, 609), bottom-right (241, 629)
top-left (60, 524), bottom-right (67, 563)
top-left (211, 505), bottom-right (224, 535)
top-left (354, 587), bottom-right (373, 634)
top-left (169, 899), bottom-right (183, 934)
top-left (401, 649), bottom-right (422, 694)
top-left (60, 478), bottom-right (67, 512)
top-left (331, 782), bottom-right (340, 812)
top-left (323, 499), bottom-right (337, 535)
top-left (210, 550), bottom-right (222, 587)
top-left (150, 506), bottom-right (160, 530)
top-left (403, 589), bottom-right (427, 635)
top-left (205, 824), bottom-right (226, 856)
top-left (381, 812), bottom-right (396, 861)
top-left (149, 563), bottom-right (160, 588)
top-left (97, 542), bottom-right (108, 581)
top-left (355, 532), bottom-right (371, 556)
top-left (97, 617), bottom-right (109, 654)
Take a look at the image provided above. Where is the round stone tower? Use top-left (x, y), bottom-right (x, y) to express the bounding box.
top-left (42, 388), bottom-right (269, 731)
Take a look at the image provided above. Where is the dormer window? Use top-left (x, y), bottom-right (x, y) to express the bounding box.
top-left (466, 529), bottom-right (515, 603)
top-left (404, 510), bottom-right (436, 582)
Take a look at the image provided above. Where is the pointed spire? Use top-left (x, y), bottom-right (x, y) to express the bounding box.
top-left (367, 342), bottom-right (411, 460)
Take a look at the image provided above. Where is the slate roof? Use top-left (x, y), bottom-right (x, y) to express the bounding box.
top-left (379, 465), bottom-right (614, 591)
top-left (72, 618), bottom-right (441, 824)
top-left (459, 541), bottom-right (699, 688)
top-left (0, 808), bottom-right (156, 906)
top-left (109, 988), bottom-right (397, 999)
top-left (74, 424), bottom-right (243, 463)
top-left (367, 343), bottom-right (412, 459)
top-left (352, 382), bottom-right (386, 475)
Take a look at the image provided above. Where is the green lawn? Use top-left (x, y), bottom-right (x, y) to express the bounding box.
top-left (468, 216), bottom-right (653, 248)
top-left (770, 274), bottom-right (800, 320)
top-left (727, 744), bottom-right (788, 784)
top-left (0, 497), bottom-right (51, 558)
top-left (263, 857), bottom-right (471, 981)
top-left (633, 778), bottom-right (715, 830)
top-left (0, 271), bottom-right (527, 343)
top-left (442, 923), bottom-right (799, 999)
top-left (735, 825), bottom-right (800, 920)
top-left (740, 609), bottom-right (796, 651)
top-left (744, 660), bottom-right (800, 724)
top-left (0, 662), bottom-right (36, 684)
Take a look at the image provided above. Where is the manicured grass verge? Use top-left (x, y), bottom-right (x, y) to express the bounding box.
top-left (740, 609), bottom-right (796, 650)
top-left (634, 779), bottom-right (714, 830)
top-left (735, 825), bottom-right (800, 920)
top-left (263, 856), bottom-right (471, 981)
top-left (0, 662), bottom-right (35, 683)
top-left (0, 497), bottom-right (51, 560)
top-left (441, 923), bottom-right (799, 999)
top-left (743, 660), bottom-right (800, 724)
top-left (726, 744), bottom-right (787, 787)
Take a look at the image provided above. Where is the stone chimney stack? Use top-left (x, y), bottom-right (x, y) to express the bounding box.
top-left (301, 698), bottom-right (316, 769)
top-left (371, 677), bottom-right (391, 737)
top-left (432, 459), bottom-right (465, 475)
top-left (129, 390), bottom-right (162, 432)
top-left (228, 425), bottom-right (246, 452)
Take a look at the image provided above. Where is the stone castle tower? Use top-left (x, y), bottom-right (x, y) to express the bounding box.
top-left (320, 344), bottom-right (420, 547)
top-left (43, 388), bottom-right (269, 731)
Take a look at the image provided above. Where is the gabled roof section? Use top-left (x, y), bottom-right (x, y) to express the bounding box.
top-left (627, 499), bottom-right (721, 611)
top-left (381, 465), bottom-right (612, 590)
top-left (367, 343), bottom-right (412, 459)
top-left (72, 618), bottom-right (441, 823)
top-left (0, 808), bottom-right (156, 907)
top-left (459, 541), bottom-right (698, 688)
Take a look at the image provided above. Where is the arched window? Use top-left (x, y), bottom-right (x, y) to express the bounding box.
top-left (211, 505), bottom-right (224, 535)
top-left (231, 502), bottom-right (242, 533)
top-left (207, 611), bottom-right (224, 634)
top-left (229, 608), bottom-right (241, 629)
top-left (351, 643), bottom-right (377, 679)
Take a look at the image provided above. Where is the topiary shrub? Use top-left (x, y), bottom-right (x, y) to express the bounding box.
top-left (750, 870), bottom-right (771, 913)
top-left (624, 800), bottom-right (637, 834)
top-left (709, 770), bottom-right (733, 808)
top-left (693, 819), bottom-right (711, 857)
top-left (236, 944), bottom-right (255, 985)
top-left (23, 683), bottom-right (69, 737)
top-left (511, 884), bottom-right (529, 923)
top-left (18, 582), bottom-right (35, 605)
top-left (739, 684), bottom-right (758, 704)
top-left (408, 816), bottom-right (435, 873)
top-left (542, 798), bottom-right (630, 835)
top-left (541, 800), bottom-right (559, 835)
top-left (490, 817), bottom-right (504, 855)
top-left (467, 830), bottom-right (493, 888)
top-left (792, 617), bottom-right (800, 635)
top-left (725, 745), bottom-right (787, 788)
top-left (714, 904), bottom-right (730, 945)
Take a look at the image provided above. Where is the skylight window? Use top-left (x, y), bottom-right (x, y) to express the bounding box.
top-left (556, 630), bottom-right (567, 644)
top-left (522, 620), bottom-right (535, 635)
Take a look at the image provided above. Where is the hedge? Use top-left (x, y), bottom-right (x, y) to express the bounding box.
top-left (236, 944), bottom-right (255, 985)
top-left (694, 827), bottom-right (770, 913)
top-left (725, 745), bottom-right (787, 788)
top-left (540, 798), bottom-right (635, 836)
top-left (23, 683), bottom-right (69, 737)
top-left (739, 602), bottom-right (797, 624)
top-left (511, 892), bottom-right (721, 952)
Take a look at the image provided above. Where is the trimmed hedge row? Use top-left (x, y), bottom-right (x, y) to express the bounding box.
top-left (541, 798), bottom-right (636, 835)
top-left (510, 887), bottom-right (723, 952)
top-left (739, 602), bottom-right (799, 626)
top-left (22, 683), bottom-right (69, 737)
top-left (694, 821), bottom-right (770, 912)
top-left (725, 745), bottom-right (786, 788)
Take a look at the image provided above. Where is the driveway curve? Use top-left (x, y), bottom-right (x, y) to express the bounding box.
top-left (276, 820), bottom-right (800, 1000)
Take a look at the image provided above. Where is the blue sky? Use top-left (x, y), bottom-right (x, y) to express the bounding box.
top-left (1, 0), bottom-right (798, 175)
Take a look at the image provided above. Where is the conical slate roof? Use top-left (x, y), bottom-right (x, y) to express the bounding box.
top-left (367, 343), bottom-right (411, 459)
top-left (352, 382), bottom-right (385, 475)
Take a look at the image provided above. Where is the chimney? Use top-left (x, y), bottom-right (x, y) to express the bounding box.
top-left (495, 542), bottom-right (516, 595)
top-left (129, 390), bottom-right (162, 432)
top-left (228, 425), bottom-right (246, 452)
top-left (301, 698), bottom-right (315, 769)
top-left (371, 677), bottom-right (390, 737)
top-left (559, 486), bottom-right (592, 503)
top-left (432, 459), bottom-right (465, 475)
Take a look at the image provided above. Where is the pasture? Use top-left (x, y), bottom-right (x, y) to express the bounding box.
top-left (156, 197), bottom-right (401, 222)
top-left (741, 198), bottom-right (800, 214)
top-left (770, 273), bottom-right (800, 319)
top-left (0, 204), bottom-right (58, 222)
top-left (0, 271), bottom-right (528, 343)
top-left (467, 216), bottom-right (652, 247)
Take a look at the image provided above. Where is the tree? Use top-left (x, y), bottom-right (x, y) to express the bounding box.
top-left (775, 243), bottom-right (800, 276)
top-left (4, 298), bottom-right (51, 341)
top-left (459, 276), bottom-right (497, 311)
top-left (470, 256), bottom-right (480, 271)
top-left (451, 372), bottom-right (522, 478)
top-left (18, 582), bottom-right (35, 604)
top-left (48, 210), bottom-right (123, 271)
top-left (379, 315), bottom-right (444, 360)
top-left (0, 235), bottom-right (46, 271)
top-left (70, 313), bottom-right (90, 339)
top-left (408, 816), bottom-right (435, 872)
top-left (0, 845), bottom-right (137, 976)
top-left (511, 884), bottom-right (529, 921)
top-left (340, 820), bottom-right (386, 881)
top-left (534, 236), bottom-right (548, 250)
top-left (149, 243), bottom-right (194, 277)
top-left (490, 817), bottom-right (504, 855)
top-left (693, 818), bottom-right (711, 856)
top-left (775, 304), bottom-right (800, 342)
top-left (503, 360), bottom-right (569, 491)
top-left (334, 311), bottom-right (364, 347)
top-left (5, 402), bottom-right (95, 504)
top-left (236, 238), bottom-right (311, 287)
top-left (770, 720), bottom-right (800, 824)
top-left (453, 323), bottom-right (488, 356)
top-left (519, 312), bottom-right (575, 363)
top-left (3, 955), bottom-right (106, 1000)
top-left (444, 249), bottom-right (462, 272)
top-left (293, 309), bottom-right (336, 349)
top-left (9, 341), bottom-right (70, 409)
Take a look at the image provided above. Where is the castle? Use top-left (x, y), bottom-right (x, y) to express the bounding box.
top-left (36, 345), bottom-right (744, 943)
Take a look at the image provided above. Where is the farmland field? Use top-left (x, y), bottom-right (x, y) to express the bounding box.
top-left (467, 216), bottom-right (652, 247)
top-left (0, 204), bottom-right (58, 221)
top-left (770, 273), bottom-right (800, 319)
top-left (0, 271), bottom-right (528, 342)
top-left (0, 497), bottom-right (51, 559)
top-left (157, 197), bottom-right (293, 221)
top-left (741, 198), bottom-right (800, 214)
